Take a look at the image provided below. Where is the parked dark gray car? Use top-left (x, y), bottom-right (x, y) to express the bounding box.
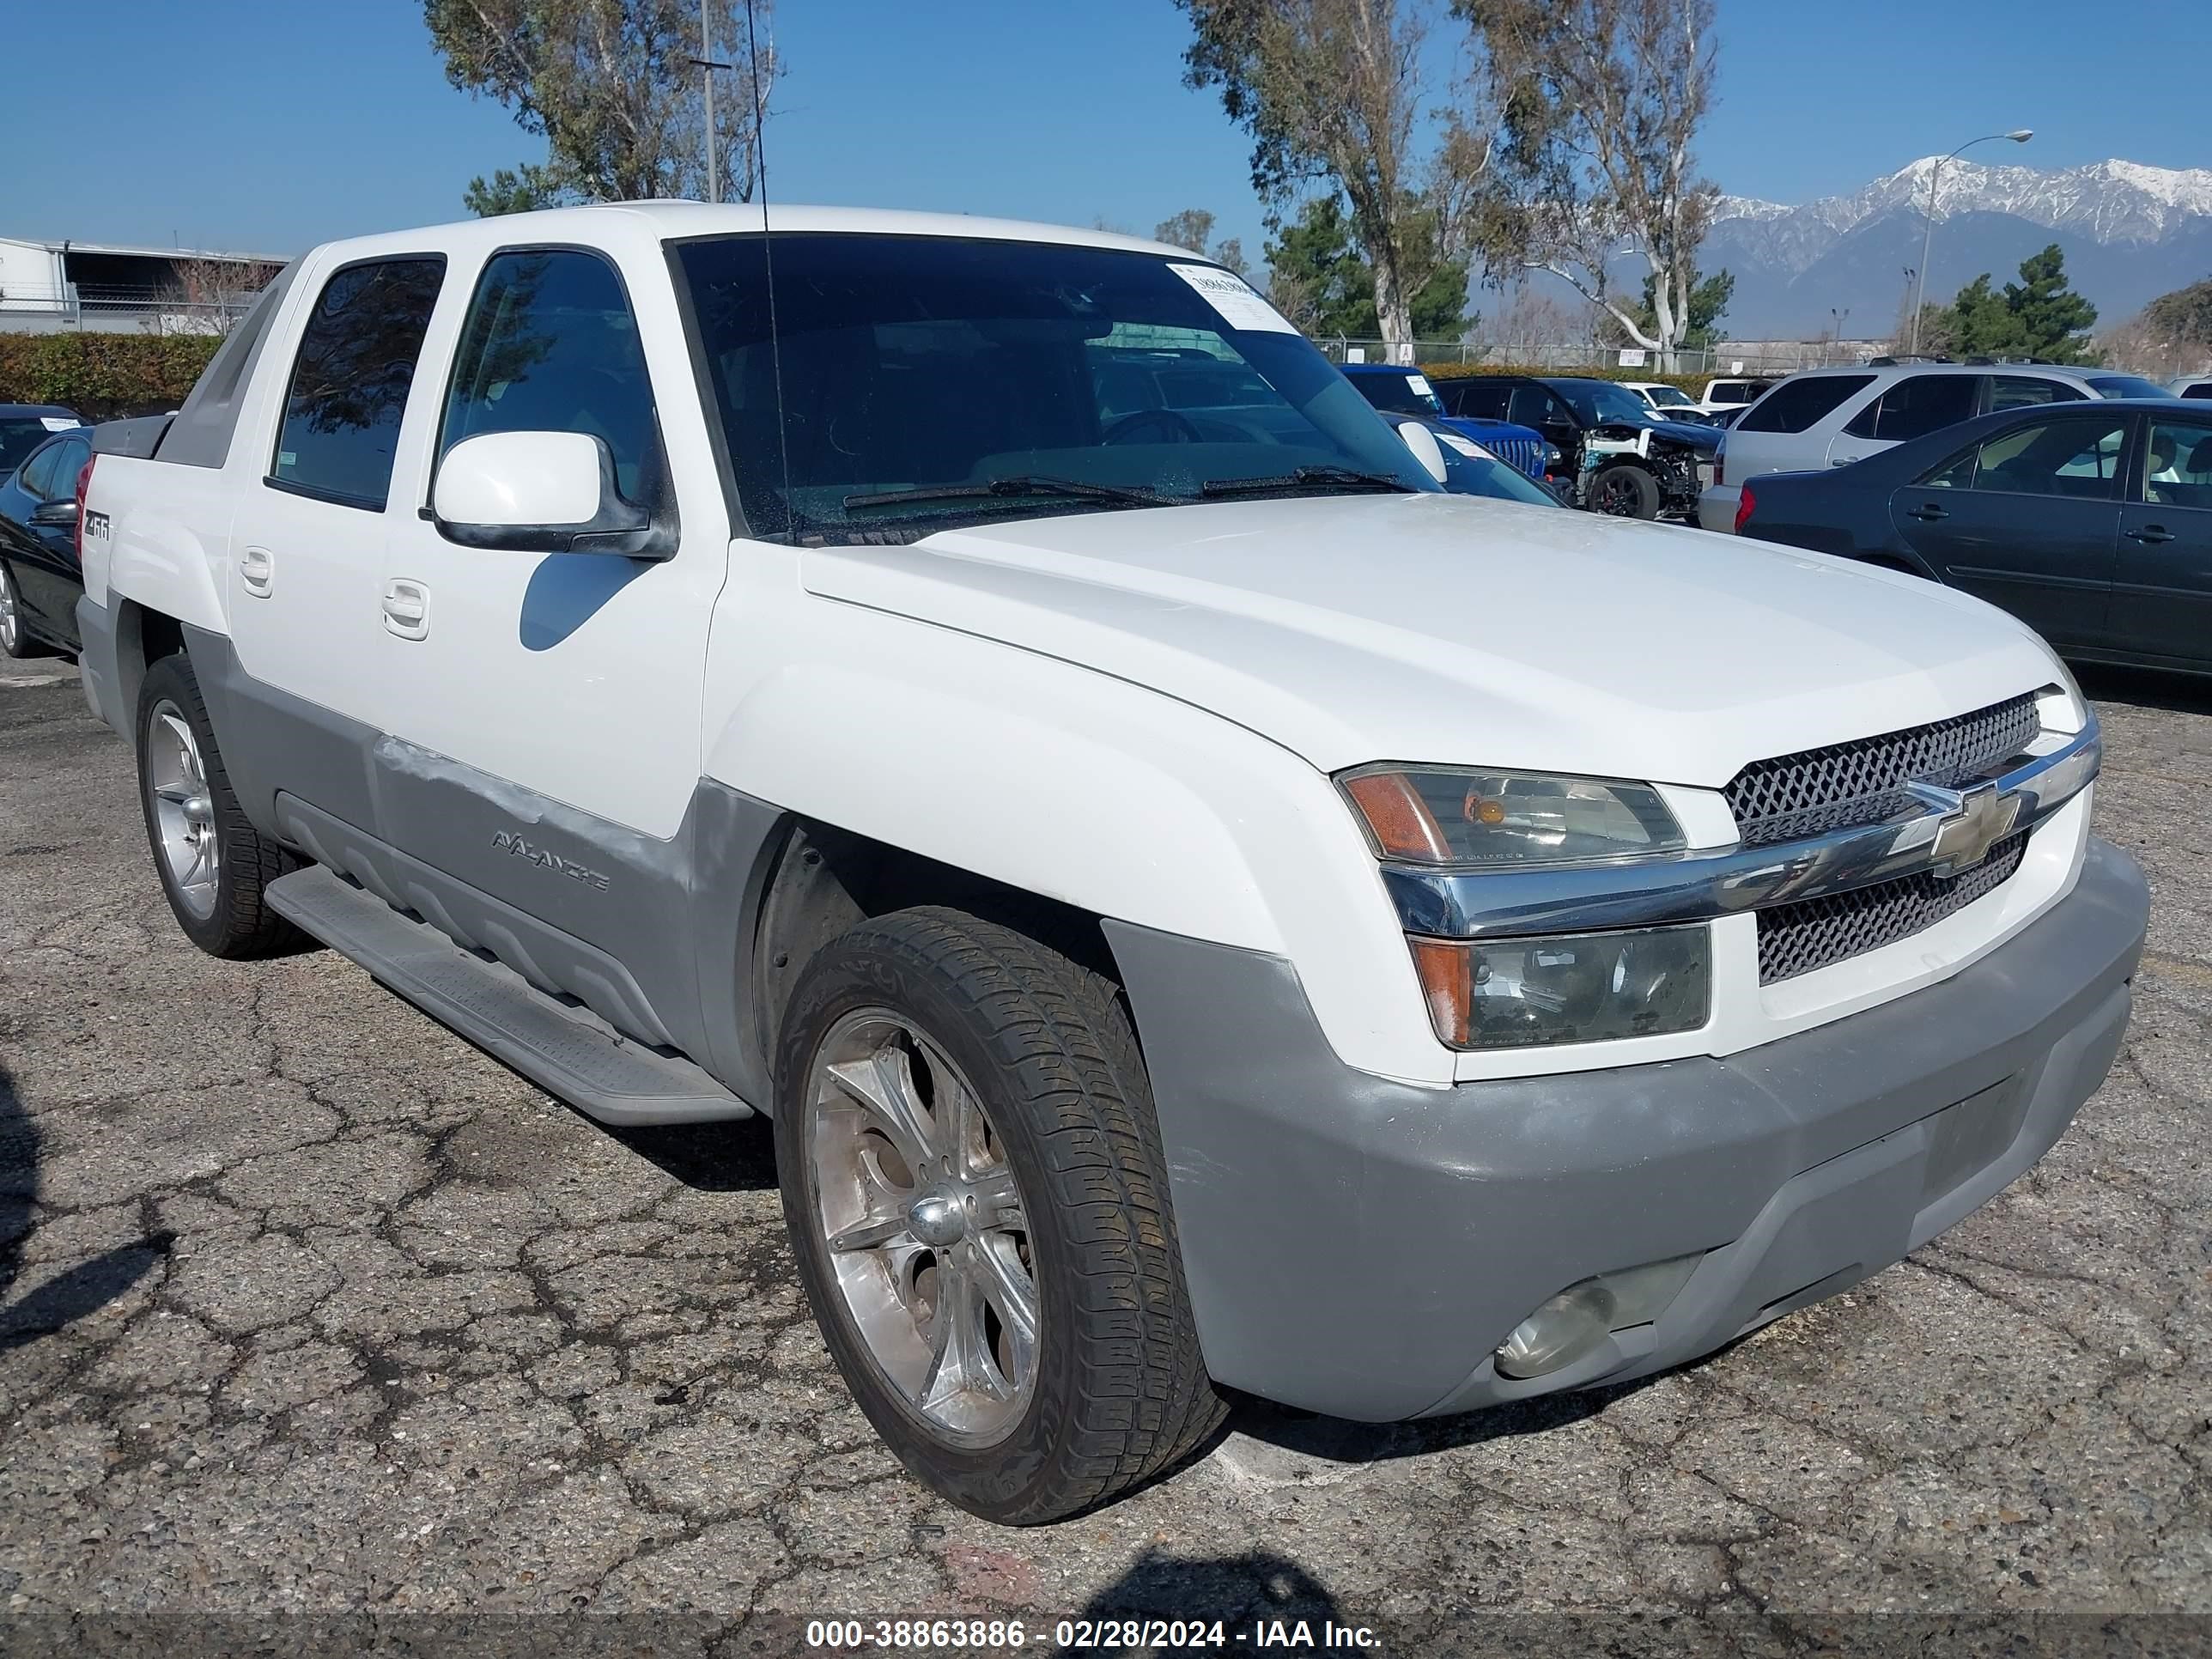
top-left (1736, 399), bottom-right (2212, 674)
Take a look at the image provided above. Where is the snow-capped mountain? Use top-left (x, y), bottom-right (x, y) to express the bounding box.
top-left (1703, 158), bottom-right (2212, 337)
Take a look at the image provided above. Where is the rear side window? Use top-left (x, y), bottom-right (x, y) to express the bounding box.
top-left (270, 257), bottom-right (446, 509)
top-left (1924, 416), bottom-right (2127, 498)
top-left (440, 249), bottom-right (662, 506)
top-left (1989, 376), bottom-right (2085, 412)
top-left (1443, 380), bottom-right (1510, 421)
top-left (1842, 374), bottom-right (1978, 442)
top-left (1735, 375), bottom-right (1873, 434)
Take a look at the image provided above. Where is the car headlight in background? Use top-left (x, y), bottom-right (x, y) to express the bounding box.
top-left (1340, 766), bottom-right (1710, 1051)
top-left (1340, 767), bottom-right (1686, 867)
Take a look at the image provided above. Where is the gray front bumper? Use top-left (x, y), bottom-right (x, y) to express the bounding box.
top-left (1105, 836), bottom-right (2148, 1421)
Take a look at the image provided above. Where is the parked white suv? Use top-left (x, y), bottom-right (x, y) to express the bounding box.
top-left (73, 204), bottom-right (2145, 1522)
top-left (1699, 362), bottom-right (2175, 532)
top-left (1692, 375), bottom-right (1773, 417)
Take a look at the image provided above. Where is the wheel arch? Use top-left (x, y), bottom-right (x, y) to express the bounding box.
top-left (706, 641), bottom-right (1452, 1088)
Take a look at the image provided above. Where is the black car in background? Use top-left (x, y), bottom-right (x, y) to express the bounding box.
top-left (1433, 374), bottom-right (1720, 520)
top-left (1736, 399), bottom-right (2212, 675)
top-left (0, 419), bottom-right (92, 657)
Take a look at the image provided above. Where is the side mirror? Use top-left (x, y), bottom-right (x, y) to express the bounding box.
top-left (431, 430), bottom-right (671, 559)
top-left (29, 499), bottom-right (77, 528)
top-left (1392, 421), bottom-right (1449, 485)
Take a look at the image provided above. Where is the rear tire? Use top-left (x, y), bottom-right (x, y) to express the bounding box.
top-left (134, 651), bottom-right (307, 958)
top-left (775, 906), bottom-right (1224, 1523)
top-left (0, 562), bottom-right (45, 659)
top-left (1590, 462), bottom-right (1661, 520)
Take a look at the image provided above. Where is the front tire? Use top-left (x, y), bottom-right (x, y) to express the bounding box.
top-left (775, 907), bottom-right (1224, 1523)
top-left (1590, 462), bottom-right (1661, 520)
top-left (134, 651), bottom-right (307, 957)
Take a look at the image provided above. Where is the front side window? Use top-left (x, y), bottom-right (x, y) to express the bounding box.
top-left (1989, 375), bottom-right (2085, 412)
top-left (1506, 385), bottom-right (1561, 428)
top-left (1842, 374), bottom-right (1979, 443)
top-left (1926, 416), bottom-right (2127, 498)
top-left (674, 234), bottom-right (1433, 542)
top-left (270, 257), bottom-right (445, 508)
top-left (16, 440), bottom-right (69, 500)
top-left (1735, 375), bottom-right (1873, 434)
top-left (1442, 380), bottom-right (1510, 421)
top-left (441, 249), bottom-right (663, 506)
top-left (2144, 419), bottom-right (2212, 510)
top-left (1348, 370), bottom-right (1442, 417)
top-left (2087, 374), bottom-right (2171, 400)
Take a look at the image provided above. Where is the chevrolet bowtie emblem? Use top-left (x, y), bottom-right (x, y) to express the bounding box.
top-left (1911, 781), bottom-right (2022, 874)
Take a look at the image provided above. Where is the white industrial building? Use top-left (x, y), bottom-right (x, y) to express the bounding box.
top-left (0, 236), bottom-right (287, 334)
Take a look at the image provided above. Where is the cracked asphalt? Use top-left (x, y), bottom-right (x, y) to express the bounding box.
top-left (2, 654), bottom-right (2209, 1656)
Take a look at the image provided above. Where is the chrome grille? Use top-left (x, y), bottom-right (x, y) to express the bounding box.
top-left (1723, 692), bottom-right (2043, 847)
top-left (1757, 832), bottom-right (2028, 984)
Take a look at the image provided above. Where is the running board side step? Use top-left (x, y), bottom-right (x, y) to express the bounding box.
top-left (267, 864), bottom-right (754, 1126)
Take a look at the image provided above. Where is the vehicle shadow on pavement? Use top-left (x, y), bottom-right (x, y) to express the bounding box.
top-left (1222, 1379), bottom-right (1638, 1466)
top-left (2075, 664), bottom-right (2212, 717)
top-left (1060, 1545), bottom-right (1341, 1636)
top-left (604, 1113), bottom-right (780, 1193)
top-left (0, 1062), bottom-right (172, 1350)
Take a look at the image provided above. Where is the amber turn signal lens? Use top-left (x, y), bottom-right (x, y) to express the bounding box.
top-left (1343, 772), bottom-right (1452, 862)
top-left (1408, 939), bottom-right (1474, 1048)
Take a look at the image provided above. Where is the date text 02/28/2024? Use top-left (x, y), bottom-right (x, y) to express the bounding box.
top-left (805, 1618), bottom-right (1382, 1649)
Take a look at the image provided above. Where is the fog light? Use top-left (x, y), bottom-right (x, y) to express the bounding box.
top-left (1495, 1281), bottom-right (1617, 1379)
top-left (1494, 1252), bottom-right (1708, 1380)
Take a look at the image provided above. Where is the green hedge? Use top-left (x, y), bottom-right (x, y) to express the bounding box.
top-left (0, 331), bottom-right (221, 419)
top-left (1419, 361), bottom-right (1711, 394)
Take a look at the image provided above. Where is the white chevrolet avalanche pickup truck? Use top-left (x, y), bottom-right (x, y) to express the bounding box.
top-left (73, 204), bottom-right (2147, 1524)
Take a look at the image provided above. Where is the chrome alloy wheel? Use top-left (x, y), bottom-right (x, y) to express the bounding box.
top-left (0, 566), bottom-right (20, 653)
top-left (146, 698), bottom-right (219, 919)
top-left (805, 1009), bottom-right (1039, 1447)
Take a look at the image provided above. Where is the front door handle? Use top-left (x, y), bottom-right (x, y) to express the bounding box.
top-left (1830, 455), bottom-right (1861, 467)
top-left (1906, 503), bottom-right (1948, 523)
top-left (381, 579), bottom-right (429, 641)
top-left (2126, 525), bottom-right (2176, 545)
top-left (239, 544), bottom-right (274, 599)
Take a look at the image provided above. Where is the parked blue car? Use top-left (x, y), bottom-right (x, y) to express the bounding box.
top-left (0, 408), bottom-right (89, 658)
top-left (1340, 363), bottom-right (1551, 480)
top-left (1387, 415), bottom-right (1564, 507)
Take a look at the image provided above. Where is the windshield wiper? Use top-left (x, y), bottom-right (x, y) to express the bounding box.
top-left (843, 476), bottom-right (1171, 511)
top-left (1199, 465), bottom-right (1411, 498)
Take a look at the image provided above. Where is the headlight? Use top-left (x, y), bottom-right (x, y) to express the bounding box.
top-left (1340, 767), bottom-right (1686, 867)
top-left (1411, 925), bottom-right (1711, 1050)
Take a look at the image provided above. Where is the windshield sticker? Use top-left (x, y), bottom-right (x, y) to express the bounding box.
top-left (40, 416), bottom-right (83, 432)
top-left (1407, 374), bottom-right (1434, 397)
top-left (1436, 431), bottom-right (1484, 457)
top-left (1167, 264), bottom-right (1298, 334)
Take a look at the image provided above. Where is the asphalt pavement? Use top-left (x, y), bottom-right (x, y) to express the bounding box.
top-left (2, 654), bottom-right (2207, 1656)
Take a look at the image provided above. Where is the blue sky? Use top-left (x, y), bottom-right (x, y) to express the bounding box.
top-left (13, 0), bottom-right (2211, 258)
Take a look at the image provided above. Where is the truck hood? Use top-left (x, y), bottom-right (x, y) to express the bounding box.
top-left (802, 494), bottom-right (2063, 787)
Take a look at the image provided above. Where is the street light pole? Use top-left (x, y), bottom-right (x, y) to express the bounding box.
top-left (1906, 129), bottom-right (2033, 354)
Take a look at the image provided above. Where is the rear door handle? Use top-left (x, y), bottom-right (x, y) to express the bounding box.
top-left (239, 544), bottom-right (274, 599)
top-left (2126, 525), bottom-right (2176, 544)
top-left (1906, 503), bottom-right (1948, 523)
top-left (381, 579), bottom-right (429, 641)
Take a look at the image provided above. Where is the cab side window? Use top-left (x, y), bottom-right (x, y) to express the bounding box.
top-left (270, 257), bottom-right (447, 509)
top-left (440, 249), bottom-right (663, 507)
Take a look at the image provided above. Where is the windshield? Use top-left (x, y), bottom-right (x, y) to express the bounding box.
top-left (1348, 370), bottom-right (1443, 417)
top-left (1551, 380), bottom-right (1656, 426)
top-left (674, 234), bottom-right (1436, 540)
top-left (1643, 386), bottom-right (1693, 407)
top-left (2087, 374), bottom-right (2173, 400)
